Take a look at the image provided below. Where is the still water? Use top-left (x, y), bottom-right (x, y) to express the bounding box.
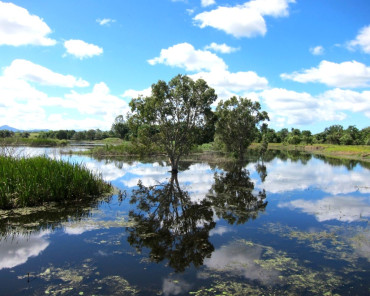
top-left (0, 148), bottom-right (369, 295)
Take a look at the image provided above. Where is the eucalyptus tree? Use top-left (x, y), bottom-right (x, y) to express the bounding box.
top-left (215, 96), bottom-right (269, 160)
top-left (129, 74), bottom-right (217, 173)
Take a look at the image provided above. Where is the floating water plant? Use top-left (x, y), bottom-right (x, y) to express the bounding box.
top-left (0, 155), bottom-right (112, 209)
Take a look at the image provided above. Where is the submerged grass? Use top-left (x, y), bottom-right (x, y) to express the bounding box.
top-left (0, 156), bottom-right (112, 209)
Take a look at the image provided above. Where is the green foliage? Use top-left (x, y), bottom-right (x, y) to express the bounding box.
top-left (111, 115), bottom-right (130, 139)
top-left (129, 74), bottom-right (217, 171)
top-left (215, 96), bottom-right (269, 160)
top-left (0, 156), bottom-right (111, 209)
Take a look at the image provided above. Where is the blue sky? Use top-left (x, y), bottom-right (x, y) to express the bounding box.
top-left (0, 0), bottom-right (369, 133)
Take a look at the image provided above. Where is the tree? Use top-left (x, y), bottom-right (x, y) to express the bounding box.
top-left (111, 115), bottom-right (130, 140)
top-left (215, 96), bottom-right (269, 160)
top-left (129, 74), bottom-right (217, 173)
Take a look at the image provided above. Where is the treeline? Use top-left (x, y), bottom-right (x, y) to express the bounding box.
top-left (263, 125), bottom-right (370, 145)
top-left (37, 129), bottom-right (114, 141)
top-left (1, 123), bottom-right (369, 146)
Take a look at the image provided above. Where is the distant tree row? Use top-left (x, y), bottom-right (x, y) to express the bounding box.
top-left (37, 129), bottom-right (114, 141)
top-left (261, 125), bottom-right (370, 145)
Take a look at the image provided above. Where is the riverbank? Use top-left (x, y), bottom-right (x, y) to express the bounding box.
top-left (267, 143), bottom-right (370, 162)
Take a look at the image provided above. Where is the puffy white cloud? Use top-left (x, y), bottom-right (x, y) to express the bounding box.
top-left (194, 0), bottom-right (295, 38)
top-left (0, 1), bottom-right (56, 46)
top-left (148, 42), bottom-right (227, 72)
top-left (162, 278), bottom-right (191, 296)
top-left (64, 39), bottom-right (103, 59)
top-left (347, 25), bottom-right (370, 54)
top-left (279, 196), bottom-right (370, 223)
top-left (310, 45), bottom-right (324, 55)
top-left (281, 60), bottom-right (370, 88)
top-left (96, 18), bottom-right (116, 26)
top-left (204, 42), bottom-right (240, 54)
top-left (122, 87), bottom-right (152, 99)
top-left (148, 43), bottom-right (268, 103)
top-left (256, 88), bottom-right (345, 125)
top-left (201, 0), bottom-right (216, 7)
top-left (64, 82), bottom-right (130, 119)
top-left (3, 59), bottom-right (89, 87)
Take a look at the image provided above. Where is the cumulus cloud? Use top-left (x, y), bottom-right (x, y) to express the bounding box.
top-left (3, 59), bottom-right (89, 87)
top-left (96, 18), bottom-right (116, 26)
top-left (194, 0), bottom-right (295, 38)
top-left (64, 39), bottom-right (103, 59)
top-left (279, 196), bottom-right (370, 223)
top-left (347, 25), bottom-right (370, 54)
top-left (122, 87), bottom-right (152, 99)
top-left (148, 42), bottom-right (227, 72)
top-left (204, 42), bottom-right (240, 54)
top-left (281, 60), bottom-right (370, 88)
top-left (0, 1), bottom-right (56, 46)
top-left (148, 43), bottom-right (268, 102)
top-left (201, 0), bottom-right (216, 7)
top-left (310, 45), bottom-right (324, 55)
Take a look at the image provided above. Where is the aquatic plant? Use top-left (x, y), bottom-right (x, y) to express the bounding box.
top-left (0, 155), bottom-right (112, 209)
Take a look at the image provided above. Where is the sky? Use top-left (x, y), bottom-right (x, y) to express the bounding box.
top-left (0, 0), bottom-right (369, 133)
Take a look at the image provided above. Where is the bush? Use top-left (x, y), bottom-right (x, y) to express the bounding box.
top-left (0, 156), bottom-right (112, 209)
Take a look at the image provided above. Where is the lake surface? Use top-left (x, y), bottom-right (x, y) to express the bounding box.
top-left (0, 148), bottom-right (369, 295)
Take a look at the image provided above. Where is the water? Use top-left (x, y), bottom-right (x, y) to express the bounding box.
top-left (0, 149), bottom-right (369, 295)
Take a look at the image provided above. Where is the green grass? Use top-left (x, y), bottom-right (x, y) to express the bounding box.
top-left (0, 156), bottom-right (112, 209)
top-left (1, 137), bottom-right (67, 147)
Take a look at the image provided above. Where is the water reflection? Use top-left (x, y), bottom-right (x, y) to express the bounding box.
top-left (127, 163), bottom-right (269, 272)
top-left (127, 173), bottom-right (216, 272)
top-left (208, 163), bottom-right (267, 225)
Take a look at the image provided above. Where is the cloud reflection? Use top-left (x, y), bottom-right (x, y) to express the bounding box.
top-left (0, 232), bottom-right (49, 269)
top-left (279, 196), bottom-right (370, 222)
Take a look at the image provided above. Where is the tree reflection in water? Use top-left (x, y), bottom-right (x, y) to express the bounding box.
top-left (127, 173), bottom-right (215, 272)
top-left (127, 162), bottom-right (268, 272)
top-left (209, 162), bottom-right (267, 225)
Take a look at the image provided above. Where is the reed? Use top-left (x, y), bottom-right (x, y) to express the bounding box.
top-left (0, 156), bottom-right (112, 209)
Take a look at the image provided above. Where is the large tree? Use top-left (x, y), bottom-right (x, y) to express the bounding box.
top-left (215, 96), bottom-right (269, 160)
top-left (129, 74), bottom-right (217, 173)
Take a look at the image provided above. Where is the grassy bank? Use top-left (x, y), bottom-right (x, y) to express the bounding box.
top-left (1, 137), bottom-right (68, 147)
top-left (0, 156), bottom-right (112, 209)
top-left (267, 143), bottom-right (370, 162)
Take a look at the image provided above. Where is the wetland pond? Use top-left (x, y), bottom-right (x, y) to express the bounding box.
top-left (0, 148), bottom-right (369, 295)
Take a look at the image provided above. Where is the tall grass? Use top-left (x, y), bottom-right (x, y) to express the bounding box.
top-left (0, 156), bottom-right (112, 209)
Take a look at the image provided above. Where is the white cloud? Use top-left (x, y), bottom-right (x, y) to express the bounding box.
top-left (3, 59), bottom-right (89, 87)
top-left (162, 278), bottom-right (191, 296)
top-left (347, 25), bottom-right (370, 54)
top-left (0, 1), bottom-right (56, 46)
top-left (122, 87), bottom-right (152, 99)
top-left (64, 82), bottom-right (129, 118)
top-left (201, 0), bottom-right (216, 7)
top-left (96, 18), bottom-right (116, 26)
top-left (148, 43), bottom-right (268, 103)
top-left (279, 196), bottom-right (370, 223)
top-left (194, 0), bottom-right (295, 38)
top-left (64, 39), bottom-right (103, 59)
top-left (310, 45), bottom-right (324, 55)
top-left (204, 42), bottom-right (240, 54)
top-left (148, 42), bottom-right (227, 72)
top-left (281, 60), bottom-right (370, 88)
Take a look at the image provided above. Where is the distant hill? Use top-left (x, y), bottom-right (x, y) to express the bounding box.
top-left (0, 125), bottom-right (19, 132)
top-left (0, 125), bottom-right (49, 132)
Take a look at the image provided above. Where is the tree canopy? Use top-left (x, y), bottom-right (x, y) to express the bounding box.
top-left (129, 74), bottom-right (217, 172)
top-left (215, 96), bottom-right (269, 160)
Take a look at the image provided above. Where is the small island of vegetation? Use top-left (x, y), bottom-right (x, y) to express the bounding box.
top-left (0, 155), bottom-right (112, 209)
